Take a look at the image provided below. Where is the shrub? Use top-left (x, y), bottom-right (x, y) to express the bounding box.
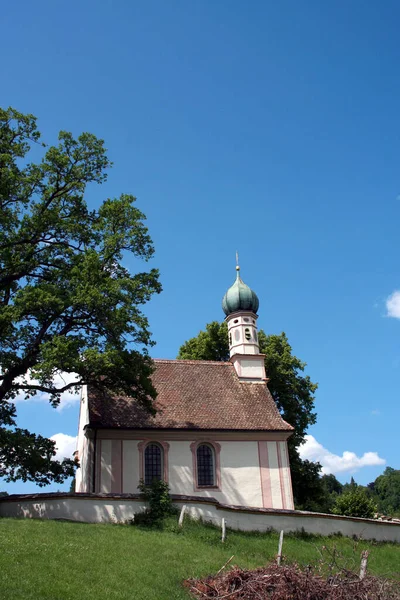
top-left (333, 488), bottom-right (377, 519)
top-left (135, 479), bottom-right (175, 526)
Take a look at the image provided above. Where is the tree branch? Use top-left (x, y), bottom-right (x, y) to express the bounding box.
top-left (13, 381), bottom-right (83, 395)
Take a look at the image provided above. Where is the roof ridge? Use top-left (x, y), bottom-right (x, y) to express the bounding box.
top-left (153, 359), bottom-right (233, 366)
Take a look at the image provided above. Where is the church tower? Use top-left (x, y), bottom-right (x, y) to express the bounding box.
top-left (222, 263), bottom-right (267, 383)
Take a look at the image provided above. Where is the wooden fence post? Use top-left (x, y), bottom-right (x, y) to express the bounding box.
top-left (221, 518), bottom-right (226, 543)
top-left (359, 550), bottom-right (369, 580)
top-left (178, 505), bottom-right (186, 528)
top-left (277, 530), bottom-right (284, 566)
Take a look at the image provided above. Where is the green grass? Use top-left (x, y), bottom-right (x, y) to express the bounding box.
top-left (0, 517), bottom-right (399, 600)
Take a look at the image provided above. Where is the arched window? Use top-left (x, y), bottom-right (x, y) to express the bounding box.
top-left (144, 443), bottom-right (163, 485)
top-left (196, 444), bottom-right (215, 487)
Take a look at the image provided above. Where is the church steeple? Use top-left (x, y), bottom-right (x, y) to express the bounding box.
top-left (222, 260), bottom-right (267, 382)
top-left (222, 263), bottom-right (259, 317)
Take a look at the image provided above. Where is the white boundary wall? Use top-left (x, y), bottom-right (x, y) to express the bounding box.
top-left (1, 493), bottom-right (399, 543)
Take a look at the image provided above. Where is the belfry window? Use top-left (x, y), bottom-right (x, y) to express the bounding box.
top-left (196, 444), bottom-right (215, 487)
top-left (144, 443), bottom-right (163, 485)
top-left (245, 327), bottom-right (251, 340)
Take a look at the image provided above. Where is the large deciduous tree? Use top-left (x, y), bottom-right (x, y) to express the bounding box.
top-left (0, 107), bottom-right (161, 485)
top-left (178, 321), bottom-right (325, 510)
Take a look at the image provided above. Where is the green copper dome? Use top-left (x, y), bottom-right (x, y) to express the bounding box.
top-left (222, 267), bottom-right (259, 316)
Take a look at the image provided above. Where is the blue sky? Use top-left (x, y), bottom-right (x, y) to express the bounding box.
top-left (2, 0), bottom-right (400, 493)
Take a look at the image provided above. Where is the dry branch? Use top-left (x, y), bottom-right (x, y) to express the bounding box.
top-left (186, 562), bottom-right (400, 600)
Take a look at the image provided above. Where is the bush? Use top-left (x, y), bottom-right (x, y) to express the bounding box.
top-left (134, 479), bottom-right (175, 527)
top-left (333, 488), bottom-right (377, 519)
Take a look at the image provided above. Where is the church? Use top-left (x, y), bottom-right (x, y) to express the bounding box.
top-left (75, 265), bottom-right (295, 510)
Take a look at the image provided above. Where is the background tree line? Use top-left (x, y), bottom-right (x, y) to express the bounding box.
top-left (320, 469), bottom-right (400, 518)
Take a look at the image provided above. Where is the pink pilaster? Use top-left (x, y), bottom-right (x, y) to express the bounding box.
top-left (276, 442), bottom-right (286, 509)
top-left (258, 441), bottom-right (272, 508)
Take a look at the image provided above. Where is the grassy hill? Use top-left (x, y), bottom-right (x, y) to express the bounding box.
top-left (1, 517), bottom-right (399, 600)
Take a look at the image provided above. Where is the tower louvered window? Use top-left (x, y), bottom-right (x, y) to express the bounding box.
top-left (197, 444), bottom-right (215, 486)
top-left (144, 444), bottom-right (163, 485)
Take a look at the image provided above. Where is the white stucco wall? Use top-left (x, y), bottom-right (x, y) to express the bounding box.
top-left (87, 433), bottom-right (294, 511)
top-left (219, 441), bottom-right (262, 507)
top-left (1, 495), bottom-right (399, 544)
top-left (168, 440), bottom-right (263, 507)
top-left (122, 440), bottom-right (140, 493)
top-left (98, 439), bottom-right (264, 507)
top-left (0, 496), bottom-right (146, 524)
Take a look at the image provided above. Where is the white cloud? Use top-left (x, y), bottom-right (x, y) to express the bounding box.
top-left (50, 433), bottom-right (77, 462)
top-left (299, 434), bottom-right (386, 475)
top-left (13, 371), bottom-right (81, 410)
top-left (386, 290), bottom-right (400, 319)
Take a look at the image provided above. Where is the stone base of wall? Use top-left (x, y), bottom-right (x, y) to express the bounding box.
top-left (1, 492), bottom-right (399, 544)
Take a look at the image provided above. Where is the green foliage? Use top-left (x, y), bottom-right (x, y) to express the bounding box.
top-left (259, 331), bottom-right (318, 448)
top-left (322, 471), bottom-right (400, 519)
top-left (178, 321), bottom-right (230, 362)
top-left (0, 107), bottom-right (161, 484)
top-left (333, 488), bottom-right (377, 519)
top-left (318, 474), bottom-right (344, 513)
top-left (322, 474), bottom-right (344, 496)
top-left (136, 479), bottom-right (175, 526)
top-left (178, 321), bottom-right (323, 510)
top-left (289, 454), bottom-right (327, 512)
top-left (372, 467), bottom-right (400, 516)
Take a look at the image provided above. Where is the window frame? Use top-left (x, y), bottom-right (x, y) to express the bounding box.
top-left (190, 440), bottom-right (221, 491)
top-left (138, 440), bottom-right (170, 485)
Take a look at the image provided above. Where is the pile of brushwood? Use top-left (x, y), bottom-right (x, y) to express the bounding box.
top-left (186, 562), bottom-right (400, 599)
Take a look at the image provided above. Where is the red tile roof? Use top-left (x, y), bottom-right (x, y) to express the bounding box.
top-left (88, 359), bottom-right (293, 432)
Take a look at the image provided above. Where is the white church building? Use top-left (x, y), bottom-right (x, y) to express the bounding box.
top-left (75, 266), bottom-right (295, 510)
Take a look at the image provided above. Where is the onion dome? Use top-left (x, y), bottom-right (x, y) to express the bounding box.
top-left (222, 266), bottom-right (259, 316)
